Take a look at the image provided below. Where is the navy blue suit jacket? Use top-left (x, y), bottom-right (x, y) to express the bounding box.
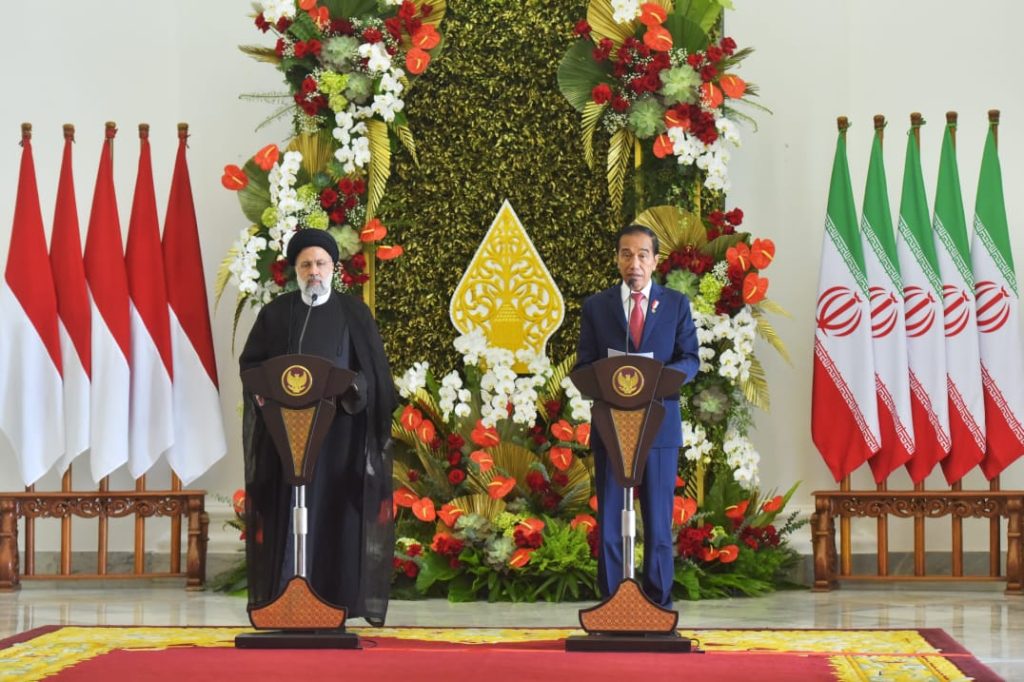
top-left (576, 283), bottom-right (699, 447)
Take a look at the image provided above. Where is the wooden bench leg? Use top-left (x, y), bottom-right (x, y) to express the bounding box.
top-left (186, 497), bottom-right (207, 591)
top-left (812, 496), bottom-right (835, 592)
top-left (1006, 497), bottom-right (1023, 595)
top-left (0, 499), bottom-right (21, 591)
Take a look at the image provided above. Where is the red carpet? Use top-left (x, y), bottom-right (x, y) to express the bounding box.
top-left (0, 626), bottom-right (1001, 681)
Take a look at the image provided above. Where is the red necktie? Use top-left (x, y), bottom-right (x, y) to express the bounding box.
top-left (629, 291), bottom-right (645, 349)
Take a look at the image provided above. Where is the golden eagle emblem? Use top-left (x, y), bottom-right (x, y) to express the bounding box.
top-left (281, 365), bottom-right (313, 397)
top-left (612, 366), bottom-right (643, 398)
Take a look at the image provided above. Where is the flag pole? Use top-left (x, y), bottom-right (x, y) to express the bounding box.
top-left (873, 113), bottom-right (890, 576)
top-left (836, 115), bottom-right (853, 578)
top-left (60, 122), bottom-right (76, 578)
top-left (988, 108), bottom-right (1002, 578)
top-left (909, 111), bottom-right (927, 576)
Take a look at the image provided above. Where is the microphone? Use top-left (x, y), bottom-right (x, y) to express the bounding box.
top-left (297, 291), bottom-right (318, 354)
top-left (624, 288), bottom-right (632, 357)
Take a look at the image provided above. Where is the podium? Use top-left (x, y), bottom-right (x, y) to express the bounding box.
top-left (565, 355), bottom-right (698, 653)
top-left (234, 353), bottom-right (361, 649)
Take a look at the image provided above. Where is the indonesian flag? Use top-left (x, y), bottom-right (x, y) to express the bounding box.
top-left (860, 130), bottom-right (915, 482)
top-left (126, 127), bottom-right (174, 479)
top-left (162, 126), bottom-right (226, 484)
top-left (0, 128), bottom-right (65, 485)
top-left (897, 123), bottom-right (951, 483)
top-left (932, 122), bottom-right (985, 484)
top-left (50, 127), bottom-right (91, 474)
top-left (812, 126), bottom-right (881, 480)
top-left (84, 124), bottom-right (131, 482)
top-left (971, 126), bottom-right (1024, 478)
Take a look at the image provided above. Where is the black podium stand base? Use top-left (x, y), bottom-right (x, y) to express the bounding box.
top-left (565, 633), bottom-right (700, 653)
top-left (235, 630), bottom-right (360, 649)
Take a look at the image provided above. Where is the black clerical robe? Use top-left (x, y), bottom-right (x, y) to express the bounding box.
top-left (239, 290), bottom-right (396, 626)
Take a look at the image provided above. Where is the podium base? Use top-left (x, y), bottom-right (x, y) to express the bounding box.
top-left (565, 632), bottom-right (699, 653)
top-left (234, 630), bottom-right (360, 649)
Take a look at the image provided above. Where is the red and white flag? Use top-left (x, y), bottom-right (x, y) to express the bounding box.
top-left (0, 126), bottom-right (65, 485)
top-left (812, 124), bottom-right (881, 480)
top-left (50, 125), bottom-right (91, 474)
top-left (163, 125), bottom-right (226, 484)
top-left (126, 126), bottom-right (174, 479)
top-left (84, 124), bottom-right (131, 481)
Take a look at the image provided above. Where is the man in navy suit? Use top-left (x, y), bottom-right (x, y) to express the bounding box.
top-left (576, 224), bottom-right (699, 608)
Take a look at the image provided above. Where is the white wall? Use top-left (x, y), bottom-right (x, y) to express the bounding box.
top-left (1, 1), bottom-right (1022, 556)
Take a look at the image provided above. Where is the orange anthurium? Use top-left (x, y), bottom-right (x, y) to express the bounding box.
top-left (394, 487), bottom-right (418, 508)
top-left (638, 2), bottom-right (668, 26)
top-left (726, 242), bottom-right (752, 272)
top-left (438, 502), bottom-right (463, 527)
top-left (652, 133), bottom-right (674, 159)
top-left (405, 47), bottom-right (431, 75)
top-left (232, 489), bottom-right (246, 515)
top-left (762, 495), bottom-right (784, 513)
top-left (400, 404), bottom-right (423, 431)
top-left (299, 0), bottom-right (316, 9)
top-left (589, 495), bottom-right (599, 512)
top-left (718, 545), bottom-right (740, 563)
top-left (414, 419), bottom-right (436, 445)
top-left (549, 446), bottom-right (573, 472)
top-left (519, 518), bottom-right (545, 534)
top-left (571, 513), bottom-right (597, 532)
top-left (412, 496), bottom-right (436, 522)
top-left (673, 496), bottom-right (698, 526)
top-left (469, 450), bottom-right (494, 472)
top-left (376, 244), bottom-right (405, 260)
top-left (725, 499), bottom-right (750, 522)
top-left (701, 546), bottom-right (720, 562)
top-left (642, 25), bottom-right (673, 52)
top-left (750, 238), bottom-right (776, 270)
top-left (550, 419), bottom-right (575, 442)
top-left (675, 475), bottom-right (686, 489)
top-left (664, 109), bottom-right (690, 130)
top-left (575, 423), bottom-right (591, 447)
top-left (487, 475), bottom-right (516, 500)
top-left (360, 218), bottom-right (387, 242)
top-left (742, 272), bottom-right (769, 304)
top-left (700, 82), bottom-right (723, 108)
top-left (719, 74), bottom-right (747, 99)
top-left (411, 25), bottom-right (440, 50)
top-left (509, 548), bottom-right (534, 568)
top-left (471, 420), bottom-right (500, 447)
top-left (253, 143), bottom-right (280, 171)
top-left (308, 6), bottom-right (329, 28)
top-left (221, 164), bottom-right (248, 191)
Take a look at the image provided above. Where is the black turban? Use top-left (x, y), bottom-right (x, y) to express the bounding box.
top-left (286, 228), bottom-right (340, 266)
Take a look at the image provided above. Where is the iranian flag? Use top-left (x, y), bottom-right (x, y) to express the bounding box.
top-left (812, 124), bottom-right (881, 480)
top-left (897, 120), bottom-right (951, 483)
top-left (932, 120), bottom-right (985, 484)
top-left (860, 128), bottom-right (915, 482)
top-left (971, 123), bottom-right (1024, 478)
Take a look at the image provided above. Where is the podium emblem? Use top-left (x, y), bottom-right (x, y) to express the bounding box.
top-left (612, 365), bottom-right (643, 398)
top-left (281, 365), bottom-right (313, 397)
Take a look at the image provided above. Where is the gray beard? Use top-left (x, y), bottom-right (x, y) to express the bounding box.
top-left (298, 277), bottom-right (330, 299)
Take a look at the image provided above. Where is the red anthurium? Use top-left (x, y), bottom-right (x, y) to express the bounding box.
top-left (719, 74), bottom-right (747, 99)
top-left (360, 218), bottom-right (387, 242)
top-left (376, 244), bottom-right (405, 260)
top-left (471, 420), bottom-right (500, 447)
top-left (742, 272), bottom-right (769, 304)
top-left (405, 47), bottom-right (431, 75)
top-left (675, 475), bottom-right (686, 489)
top-left (469, 450), bottom-right (494, 472)
top-left (664, 109), bottom-right (690, 130)
top-left (253, 143), bottom-right (280, 171)
top-left (652, 133), bottom-right (674, 159)
top-left (221, 165), bottom-right (248, 191)
top-left (549, 446), bottom-right (573, 472)
top-left (550, 419), bottom-right (575, 442)
top-left (414, 419), bottom-right (436, 445)
top-left (700, 82), bottom-right (723, 108)
top-left (411, 24), bottom-right (440, 50)
top-left (724, 499), bottom-right (750, 522)
top-left (394, 487), bottom-right (418, 508)
top-left (762, 495), bottom-right (784, 513)
top-left (487, 475), bottom-right (516, 500)
top-left (701, 546), bottom-right (720, 562)
top-left (412, 496), bottom-right (436, 522)
top-left (750, 238), bottom-right (776, 270)
top-left (509, 548), bottom-right (534, 568)
top-left (299, 0), bottom-right (316, 9)
top-left (519, 518), bottom-right (545, 534)
top-left (571, 513), bottom-right (597, 532)
top-left (438, 502), bottom-right (463, 527)
top-left (307, 6), bottom-right (329, 28)
top-left (718, 545), bottom-right (740, 563)
top-left (400, 404), bottom-right (423, 431)
top-left (232, 489), bottom-right (246, 515)
top-left (642, 25), bottom-right (672, 52)
top-left (589, 495), bottom-right (599, 512)
top-left (726, 242), bottom-right (752, 272)
top-left (575, 423), bottom-right (591, 447)
top-left (673, 496), bottom-right (698, 526)
top-left (638, 2), bottom-right (668, 26)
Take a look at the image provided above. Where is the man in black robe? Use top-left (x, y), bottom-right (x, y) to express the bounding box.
top-left (239, 229), bottom-right (396, 626)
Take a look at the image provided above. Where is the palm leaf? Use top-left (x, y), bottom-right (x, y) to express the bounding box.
top-left (557, 41), bottom-right (612, 113)
top-left (256, 104), bottom-right (298, 133)
top-left (588, 0), bottom-right (673, 47)
top-left (287, 130), bottom-right (335, 178)
top-left (416, 0), bottom-right (445, 27)
top-left (366, 119), bottom-right (391, 218)
top-left (740, 354), bottom-right (770, 410)
top-left (580, 102), bottom-right (606, 170)
top-left (409, 387), bottom-right (443, 425)
top-left (446, 493), bottom-right (506, 521)
top-left (756, 298), bottom-right (791, 317)
top-left (466, 443), bottom-right (541, 497)
top-left (538, 354), bottom-right (577, 413)
top-left (231, 295), bottom-right (248, 353)
top-left (214, 240), bottom-right (245, 308)
top-left (239, 45), bottom-right (280, 65)
top-left (559, 455), bottom-right (594, 512)
top-left (633, 205), bottom-right (706, 256)
top-left (752, 311), bottom-right (791, 364)
top-left (237, 158), bottom-right (273, 225)
top-left (395, 123), bottom-right (419, 166)
top-left (391, 424), bottom-right (451, 488)
top-left (700, 232), bottom-right (748, 261)
top-left (607, 128), bottom-right (634, 217)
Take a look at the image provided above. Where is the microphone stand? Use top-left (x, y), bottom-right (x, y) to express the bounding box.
top-left (622, 287), bottom-right (636, 583)
top-left (293, 289), bottom-right (317, 579)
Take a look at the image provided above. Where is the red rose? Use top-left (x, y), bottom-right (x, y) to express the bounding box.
top-left (552, 472), bottom-right (569, 487)
top-left (421, 3), bottom-right (433, 17)
top-left (449, 557), bottom-right (461, 569)
top-left (591, 83), bottom-right (612, 104)
top-left (707, 210), bottom-right (725, 226)
top-left (344, 196), bottom-right (358, 210)
top-left (610, 95), bottom-right (630, 113)
top-left (353, 178), bottom-right (366, 194)
top-left (399, 0), bottom-right (417, 19)
top-left (350, 253), bottom-right (366, 270)
top-left (329, 209), bottom-right (346, 224)
top-left (403, 560), bottom-right (418, 578)
top-left (573, 19), bottom-right (591, 38)
top-left (255, 13), bottom-right (270, 32)
top-left (720, 37), bottom-right (737, 54)
top-left (725, 208), bottom-right (744, 226)
top-left (448, 468), bottom-right (466, 485)
top-left (320, 188), bottom-right (338, 208)
top-left (307, 39), bottom-right (322, 55)
top-left (275, 17), bottom-right (291, 31)
top-left (270, 259), bottom-right (289, 286)
top-left (643, 72), bottom-right (661, 92)
top-left (406, 543), bottom-right (422, 557)
top-left (331, 19), bottom-right (354, 35)
top-left (404, 17), bottom-right (422, 34)
top-left (541, 492), bottom-right (561, 511)
top-left (301, 76), bottom-right (318, 94)
top-left (706, 45), bottom-right (723, 62)
top-left (274, 38), bottom-right (286, 57)
top-left (525, 470), bottom-right (548, 492)
top-left (687, 53), bottom-right (702, 68)
top-left (341, 273), bottom-right (354, 285)
top-left (447, 451), bottom-right (462, 466)
top-left (545, 400), bottom-right (561, 417)
top-left (294, 41), bottom-right (308, 58)
top-left (407, 469), bottom-right (420, 482)
top-left (384, 17), bottom-right (402, 41)
top-left (362, 27), bottom-right (383, 43)
top-left (392, 557), bottom-right (403, 570)
top-left (700, 64), bottom-right (718, 81)
top-left (338, 178), bottom-right (354, 195)
top-left (447, 433), bottom-right (465, 449)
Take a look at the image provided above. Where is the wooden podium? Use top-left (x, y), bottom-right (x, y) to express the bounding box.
top-left (565, 355), bottom-right (698, 653)
top-left (234, 353), bottom-right (361, 649)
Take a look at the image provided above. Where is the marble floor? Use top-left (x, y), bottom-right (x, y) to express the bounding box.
top-left (0, 582), bottom-right (1020, 679)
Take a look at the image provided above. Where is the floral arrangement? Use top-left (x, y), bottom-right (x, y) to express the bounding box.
top-left (209, 489), bottom-right (249, 594)
top-left (217, 0), bottom-right (444, 313)
top-left (558, 0), bottom-right (765, 213)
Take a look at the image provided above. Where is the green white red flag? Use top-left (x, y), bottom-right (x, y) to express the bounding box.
top-left (812, 125), bottom-right (881, 480)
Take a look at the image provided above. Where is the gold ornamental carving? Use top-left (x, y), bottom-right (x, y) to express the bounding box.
top-left (281, 365), bottom-right (313, 397)
top-left (449, 200), bottom-right (564, 372)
